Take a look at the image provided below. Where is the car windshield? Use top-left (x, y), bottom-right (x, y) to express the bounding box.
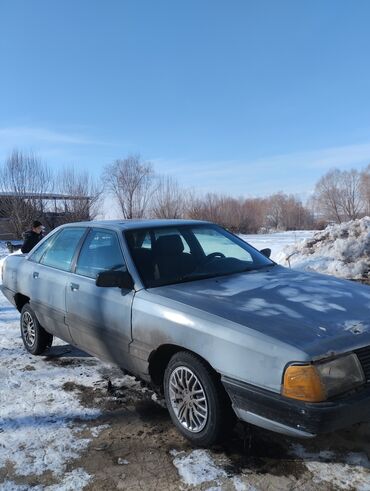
top-left (125, 224), bottom-right (274, 287)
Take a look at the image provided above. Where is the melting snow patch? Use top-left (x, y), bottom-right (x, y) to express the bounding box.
top-left (0, 293), bottom-right (104, 483)
top-left (46, 468), bottom-right (92, 490)
top-left (1, 483), bottom-right (33, 491)
top-left (151, 392), bottom-right (166, 408)
top-left (232, 476), bottom-right (257, 490)
top-left (291, 444), bottom-right (370, 490)
top-left (1, 468), bottom-right (92, 491)
top-left (171, 449), bottom-right (227, 486)
top-left (90, 424), bottom-right (110, 437)
top-left (117, 458), bottom-right (129, 465)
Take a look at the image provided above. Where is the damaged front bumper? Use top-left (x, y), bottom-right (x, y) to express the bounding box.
top-left (222, 376), bottom-right (370, 438)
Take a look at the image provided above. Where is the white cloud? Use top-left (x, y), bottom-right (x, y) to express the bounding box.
top-left (0, 126), bottom-right (108, 146)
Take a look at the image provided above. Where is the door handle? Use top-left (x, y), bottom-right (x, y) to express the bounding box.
top-left (33, 272), bottom-right (39, 279)
top-left (70, 283), bottom-right (79, 291)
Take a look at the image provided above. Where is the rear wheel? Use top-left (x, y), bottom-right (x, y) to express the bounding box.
top-left (20, 304), bottom-right (53, 355)
top-left (164, 351), bottom-right (235, 446)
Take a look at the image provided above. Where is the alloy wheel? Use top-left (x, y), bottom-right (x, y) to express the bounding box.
top-left (168, 366), bottom-right (208, 432)
top-left (21, 311), bottom-right (36, 347)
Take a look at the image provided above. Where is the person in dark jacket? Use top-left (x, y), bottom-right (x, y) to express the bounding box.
top-left (21, 220), bottom-right (44, 254)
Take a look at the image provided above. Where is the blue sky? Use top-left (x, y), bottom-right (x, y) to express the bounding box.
top-left (1, 0), bottom-right (370, 199)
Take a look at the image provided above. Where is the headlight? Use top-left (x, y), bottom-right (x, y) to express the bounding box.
top-left (316, 354), bottom-right (365, 398)
top-left (282, 354), bottom-right (365, 402)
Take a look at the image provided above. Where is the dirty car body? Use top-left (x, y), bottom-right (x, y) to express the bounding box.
top-left (2, 219), bottom-right (370, 444)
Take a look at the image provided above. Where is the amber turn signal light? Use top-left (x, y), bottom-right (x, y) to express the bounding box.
top-left (282, 364), bottom-right (326, 402)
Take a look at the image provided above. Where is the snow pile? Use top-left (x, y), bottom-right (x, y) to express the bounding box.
top-left (241, 230), bottom-right (315, 262)
top-left (276, 217), bottom-right (370, 279)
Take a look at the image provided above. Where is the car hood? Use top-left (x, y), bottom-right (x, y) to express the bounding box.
top-left (151, 266), bottom-right (370, 358)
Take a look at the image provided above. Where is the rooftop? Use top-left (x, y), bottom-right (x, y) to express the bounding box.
top-left (63, 218), bottom-right (210, 230)
top-left (0, 192), bottom-right (90, 200)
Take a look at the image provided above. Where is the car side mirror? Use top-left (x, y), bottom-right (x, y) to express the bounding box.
top-left (96, 270), bottom-right (134, 290)
top-left (260, 248), bottom-right (271, 258)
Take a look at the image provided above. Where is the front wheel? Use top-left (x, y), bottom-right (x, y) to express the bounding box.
top-left (20, 304), bottom-right (53, 355)
top-left (164, 351), bottom-right (235, 446)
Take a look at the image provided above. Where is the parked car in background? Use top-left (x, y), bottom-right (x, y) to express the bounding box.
top-left (2, 219), bottom-right (370, 445)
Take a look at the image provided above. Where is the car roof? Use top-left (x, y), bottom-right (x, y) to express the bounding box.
top-left (60, 218), bottom-right (212, 231)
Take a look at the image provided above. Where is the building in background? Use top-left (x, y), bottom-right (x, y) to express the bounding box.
top-left (0, 192), bottom-right (91, 240)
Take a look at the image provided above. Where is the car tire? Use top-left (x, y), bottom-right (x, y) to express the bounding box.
top-left (20, 304), bottom-right (53, 355)
top-left (164, 351), bottom-right (236, 446)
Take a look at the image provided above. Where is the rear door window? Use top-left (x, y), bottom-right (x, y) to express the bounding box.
top-left (75, 229), bottom-right (127, 279)
top-left (40, 228), bottom-right (86, 272)
top-left (28, 233), bottom-right (59, 263)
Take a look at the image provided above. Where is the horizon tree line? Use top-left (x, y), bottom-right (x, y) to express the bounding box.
top-left (0, 149), bottom-right (369, 238)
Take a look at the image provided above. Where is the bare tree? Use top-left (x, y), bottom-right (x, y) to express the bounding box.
top-left (185, 191), bottom-right (205, 220)
top-left (54, 167), bottom-right (102, 224)
top-left (187, 193), bottom-right (253, 232)
top-left (103, 155), bottom-right (156, 219)
top-left (0, 150), bottom-right (51, 238)
top-left (264, 193), bottom-right (286, 230)
top-left (360, 164), bottom-right (370, 216)
top-left (186, 191), bottom-right (314, 233)
top-left (312, 170), bottom-right (344, 223)
top-left (241, 198), bottom-right (269, 233)
top-left (312, 168), bottom-right (363, 223)
top-left (187, 193), bottom-right (224, 225)
top-left (340, 169), bottom-right (362, 220)
top-left (151, 175), bottom-right (186, 218)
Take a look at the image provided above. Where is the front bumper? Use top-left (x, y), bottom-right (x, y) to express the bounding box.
top-left (222, 376), bottom-right (370, 438)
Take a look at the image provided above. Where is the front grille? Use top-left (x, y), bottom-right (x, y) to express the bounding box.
top-left (355, 346), bottom-right (370, 381)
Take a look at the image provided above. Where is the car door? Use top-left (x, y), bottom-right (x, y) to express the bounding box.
top-left (29, 227), bottom-right (87, 343)
top-left (66, 228), bottom-right (134, 366)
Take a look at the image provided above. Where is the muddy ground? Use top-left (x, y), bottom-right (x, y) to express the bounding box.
top-left (71, 362), bottom-right (370, 491)
top-left (4, 345), bottom-right (370, 490)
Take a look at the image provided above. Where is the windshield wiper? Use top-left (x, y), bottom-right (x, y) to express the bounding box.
top-left (152, 264), bottom-right (276, 287)
top-left (148, 272), bottom-right (220, 287)
top-left (178, 267), bottom-right (257, 284)
top-left (177, 272), bottom-right (221, 284)
top-left (240, 263), bottom-right (276, 273)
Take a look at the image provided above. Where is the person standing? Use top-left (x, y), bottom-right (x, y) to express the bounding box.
top-left (21, 220), bottom-right (44, 254)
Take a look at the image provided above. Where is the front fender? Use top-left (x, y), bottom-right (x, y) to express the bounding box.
top-left (130, 290), bottom-right (308, 392)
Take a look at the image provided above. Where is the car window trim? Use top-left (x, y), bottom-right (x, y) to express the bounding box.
top-left (70, 227), bottom-right (91, 273)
